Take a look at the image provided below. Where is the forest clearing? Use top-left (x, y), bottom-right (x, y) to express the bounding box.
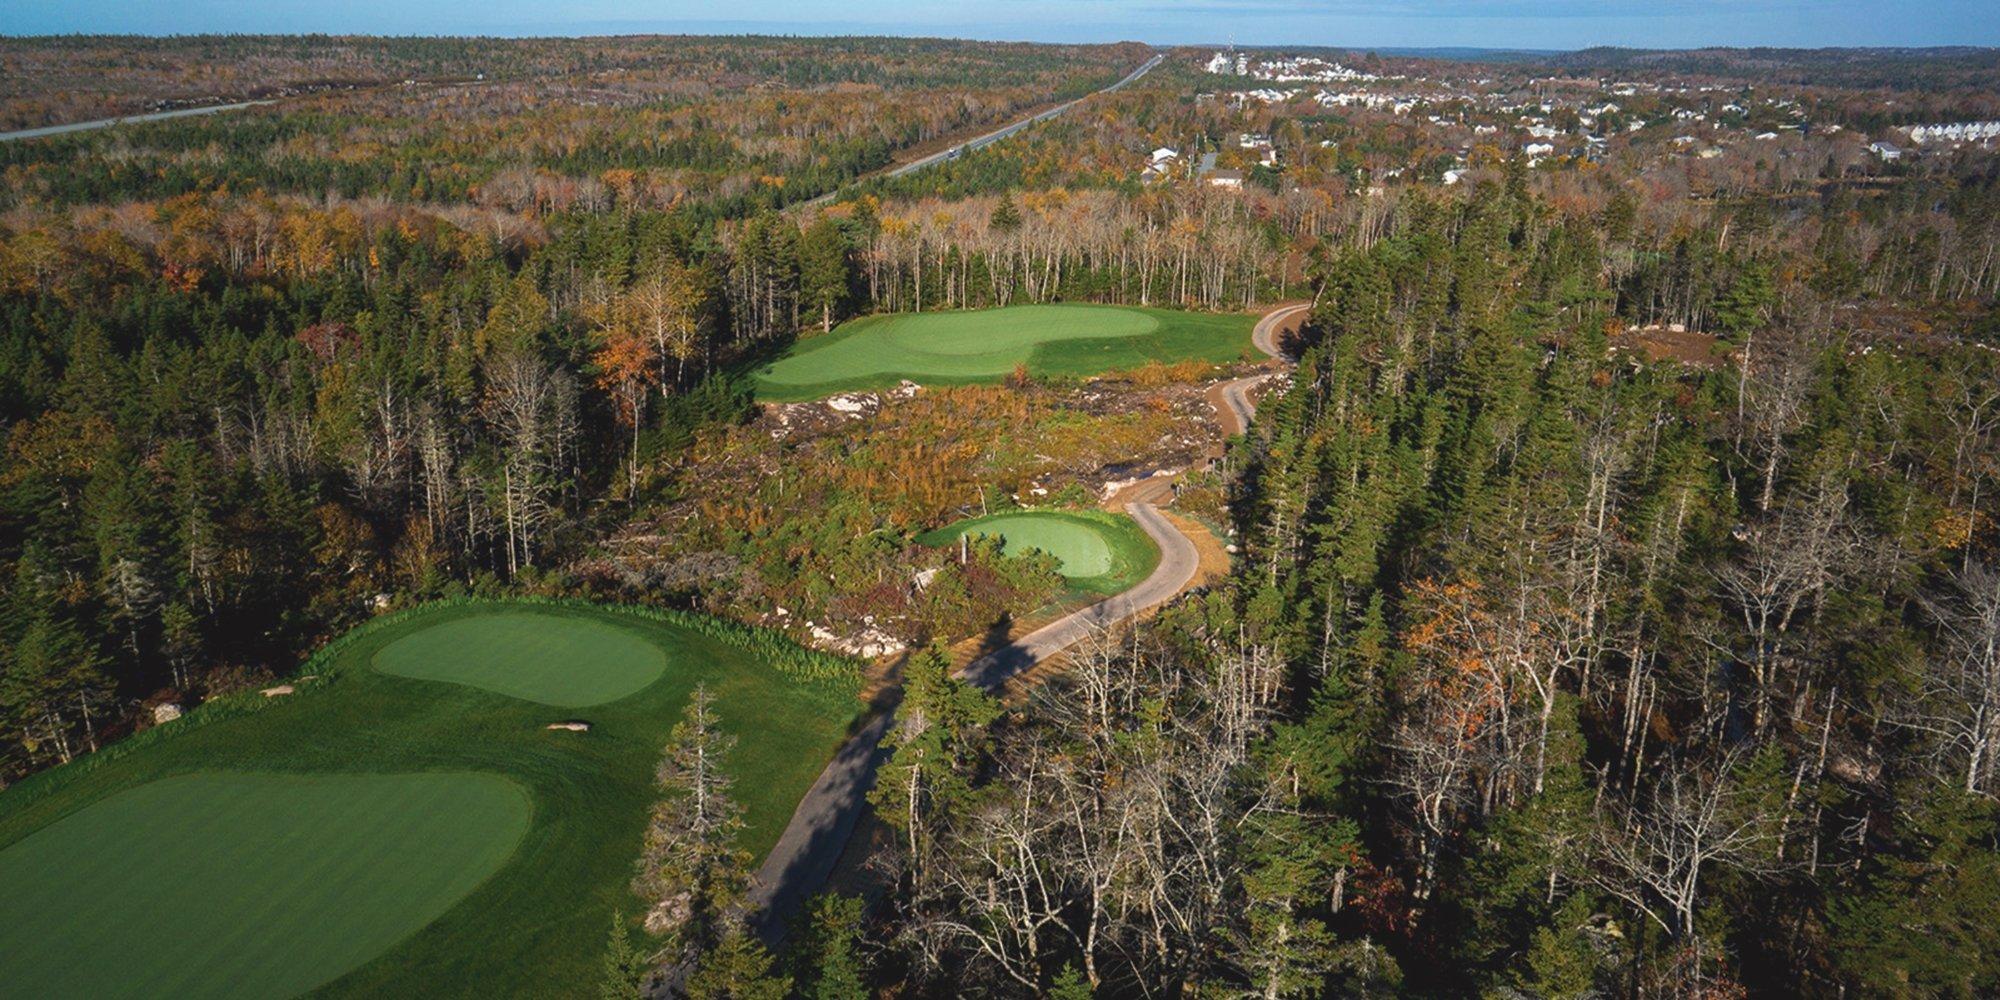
top-left (752, 304), bottom-right (1256, 400)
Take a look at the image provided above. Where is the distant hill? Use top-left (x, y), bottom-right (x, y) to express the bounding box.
top-left (1531, 46), bottom-right (2000, 89)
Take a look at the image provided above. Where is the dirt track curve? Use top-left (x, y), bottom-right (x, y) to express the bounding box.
top-left (740, 301), bottom-right (1305, 944)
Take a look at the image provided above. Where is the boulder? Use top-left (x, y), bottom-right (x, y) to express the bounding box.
top-left (151, 702), bottom-right (184, 725)
top-left (259, 684), bottom-right (295, 698)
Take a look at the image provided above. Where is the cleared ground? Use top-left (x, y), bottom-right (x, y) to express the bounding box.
top-left (918, 509), bottom-right (1160, 596)
top-left (754, 304), bottom-right (1256, 401)
top-left (0, 771), bottom-right (531, 1000)
top-left (374, 610), bottom-right (667, 707)
top-left (0, 601), bottom-right (858, 999)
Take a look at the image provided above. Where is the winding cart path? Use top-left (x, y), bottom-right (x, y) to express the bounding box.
top-left (742, 300), bottom-right (1305, 942)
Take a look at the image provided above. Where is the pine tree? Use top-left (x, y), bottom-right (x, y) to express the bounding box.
top-left (1511, 895), bottom-right (1600, 999)
top-left (682, 927), bottom-right (787, 1000)
top-left (598, 912), bottom-right (648, 1000)
top-left (798, 217), bottom-right (852, 333)
top-left (793, 894), bottom-right (867, 1000)
top-left (989, 192), bottom-right (1022, 234)
top-left (868, 645), bottom-right (997, 888)
top-left (1047, 963), bottom-right (1092, 1000)
top-left (633, 684), bottom-right (750, 950)
top-left (1829, 787), bottom-right (2000, 995)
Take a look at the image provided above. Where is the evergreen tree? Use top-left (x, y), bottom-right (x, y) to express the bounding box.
top-left (1829, 788), bottom-right (2000, 996)
top-left (868, 645), bottom-right (997, 888)
top-left (1047, 963), bottom-right (1092, 1000)
top-left (598, 912), bottom-right (649, 1000)
top-left (793, 894), bottom-right (868, 1000)
top-left (989, 192), bottom-right (1022, 234)
top-left (798, 217), bottom-right (852, 333)
top-left (633, 684), bottom-right (750, 951)
top-left (682, 928), bottom-right (787, 1000)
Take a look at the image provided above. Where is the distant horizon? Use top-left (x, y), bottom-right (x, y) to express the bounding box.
top-left (1, 32), bottom-right (1996, 57)
top-left (4, 1), bottom-right (1997, 51)
top-left (14, 33), bottom-right (1999, 56)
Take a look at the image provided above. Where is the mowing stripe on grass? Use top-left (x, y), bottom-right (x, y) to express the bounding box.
top-left (934, 513), bottom-right (1117, 577)
top-left (0, 600), bottom-right (860, 997)
top-left (0, 771), bottom-right (531, 1000)
top-left (918, 509), bottom-right (1161, 596)
top-left (372, 609), bottom-right (668, 707)
top-left (753, 304), bottom-right (1256, 401)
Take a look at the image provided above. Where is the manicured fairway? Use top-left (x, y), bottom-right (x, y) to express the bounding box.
top-left (0, 600), bottom-right (859, 999)
top-left (0, 771), bottom-right (531, 1000)
top-left (919, 509), bottom-right (1160, 595)
top-left (374, 610), bottom-right (667, 707)
top-left (754, 304), bottom-right (1257, 400)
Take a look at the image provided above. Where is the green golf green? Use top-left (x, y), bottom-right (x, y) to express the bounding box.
top-left (754, 303), bottom-right (1257, 400)
top-left (374, 610), bottom-right (667, 707)
top-left (0, 600), bottom-right (859, 999)
top-left (0, 771), bottom-right (532, 1000)
top-left (918, 509), bottom-right (1160, 596)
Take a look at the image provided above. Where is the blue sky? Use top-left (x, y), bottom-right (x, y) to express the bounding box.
top-left (3, 0), bottom-right (1994, 49)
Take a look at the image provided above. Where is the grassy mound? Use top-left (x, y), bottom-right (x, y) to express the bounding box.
top-left (0, 771), bottom-right (531, 1000)
top-left (918, 509), bottom-right (1160, 596)
top-left (0, 600), bottom-right (859, 999)
top-left (754, 304), bottom-right (1256, 401)
top-left (374, 609), bottom-right (667, 707)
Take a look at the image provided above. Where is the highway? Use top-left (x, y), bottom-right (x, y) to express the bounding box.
top-left (882, 53), bottom-right (1163, 179)
top-left (796, 52), bottom-right (1162, 209)
top-left (0, 101), bottom-right (274, 143)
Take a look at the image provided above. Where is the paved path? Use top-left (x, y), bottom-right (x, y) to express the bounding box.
top-left (956, 501), bottom-right (1198, 689)
top-left (1212, 302), bottom-right (1306, 436)
top-left (743, 301), bottom-right (1301, 945)
top-left (1252, 301), bottom-right (1309, 361)
top-left (0, 101), bottom-right (274, 143)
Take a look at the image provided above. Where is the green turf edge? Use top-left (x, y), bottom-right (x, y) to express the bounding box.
top-left (0, 599), bottom-right (864, 999)
top-left (751, 304), bottom-right (1258, 402)
top-left (0, 596), bottom-right (861, 825)
top-left (0, 769), bottom-right (539, 1000)
top-left (916, 507), bottom-right (1162, 597)
top-left (370, 610), bottom-right (672, 708)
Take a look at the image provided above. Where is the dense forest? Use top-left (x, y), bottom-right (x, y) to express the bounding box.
top-left (821, 164), bottom-right (2000, 996)
top-left (3, 34), bottom-right (2000, 999)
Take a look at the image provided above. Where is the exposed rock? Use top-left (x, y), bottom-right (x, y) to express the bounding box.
top-left (151, 702), bottom-right (184, 725)
top-left (546, 720), bottom-right (592, 732)
top-left (643, 891), bottom-right (693, 936)
top-left (808, 622), bottom-right (907, 659)
top-left (825, 392), bottom-right (874, 415)
top-left (259, 684), bottom-right (295, 698)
